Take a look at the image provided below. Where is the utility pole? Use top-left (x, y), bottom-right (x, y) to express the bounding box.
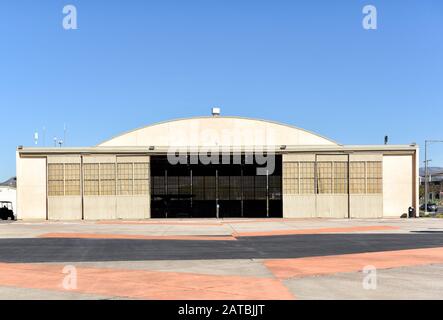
top-left (266, 169), bottom-right (269, 218)
top-left (424, 140), bottom-right (443, 215)
top-left (425, 141), bottom-right (428, 214)
top-left (424, 159), bottom-right (432, 214)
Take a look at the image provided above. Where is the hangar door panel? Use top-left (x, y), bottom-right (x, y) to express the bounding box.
top-left (315, 155), bottom-right (349, 218)
top-left (116, 156), bottom-right (150, 219)
top-left (47, 156), bottom-right (82, 220)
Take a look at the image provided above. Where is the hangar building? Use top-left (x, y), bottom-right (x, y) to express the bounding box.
top-left (16, 115), bottom-right (419, 220)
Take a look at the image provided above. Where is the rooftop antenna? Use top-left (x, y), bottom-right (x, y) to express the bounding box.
top-left (42, 126), bottom-right (46, 147)
top-left (63, 123), bottom-right (67, 147)
top-left (34, 131), bottom-right (39, 145)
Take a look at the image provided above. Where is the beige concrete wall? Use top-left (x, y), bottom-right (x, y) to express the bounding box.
top-left (283, 153), bottom-right (316, 162)
top-left (349, 153), bottom-right (383, 162)
top-left (283, 195), bottom-right (316, 218)
top-left (116, 196), bottom-right (150, 219)
top-left (350, 194), bottom-right (383, 218)
top-left (84, 196), bottom-right (116, 220)
top-left (283, 194), bottom-right (350, 218)
top-left (84, 196), bottom-right (151, 220)
top-left (116, 156), bottom-right (150, 163)
top-left (47, 156), bottom-right (81, 164)
top-left (383, 155), bottom-right (413, 217)
top-left (48, 197), bottom-right (82, 220)
top-left (83, 155), bottom-right (116, 164)
top-left (317, 194), bottom-right (348, 218)
top-left (16, 154), bottom-right (47, 219)
top-left (316, 155), bottom-right (348, 162)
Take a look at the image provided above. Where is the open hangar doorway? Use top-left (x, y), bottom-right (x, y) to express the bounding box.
top-left (150, 154), bottom-right (282, 218)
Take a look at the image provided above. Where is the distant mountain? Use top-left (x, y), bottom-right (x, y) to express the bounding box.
top-left (419, 167), bottom-right (443, 177)
top-left (0, 177), bottom-right (16, 188)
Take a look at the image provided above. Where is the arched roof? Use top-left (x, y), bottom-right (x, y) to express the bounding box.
top-left (98, 116), bottom-right (339, 147)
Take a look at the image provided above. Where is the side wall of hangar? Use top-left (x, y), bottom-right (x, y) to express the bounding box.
top-left (15, 116), bottom-right (419, 220)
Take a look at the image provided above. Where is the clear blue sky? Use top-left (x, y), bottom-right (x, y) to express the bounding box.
top-left (0, 0), bottom-right (442, 181)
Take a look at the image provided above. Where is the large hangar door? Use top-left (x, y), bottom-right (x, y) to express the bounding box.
top-left (282, 154), bottom-right (350, 218)
top-left (150, 155), bottom-right (282, 218)
top-left (283, 153), bottom-right (384, 218)
top-left (218, 157), bottom-right (282, 218)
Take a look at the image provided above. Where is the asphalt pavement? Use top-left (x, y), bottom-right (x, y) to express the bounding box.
top-left (1, 233), bottom-right (443, 263)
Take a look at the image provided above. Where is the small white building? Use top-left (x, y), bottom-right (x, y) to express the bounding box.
top-left (0, 177), bottom-right (17, 214)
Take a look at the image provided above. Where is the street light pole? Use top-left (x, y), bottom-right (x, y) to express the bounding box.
top-left (424, 159), bottom-right (431, 214)
top-left (424, 140), bottom-right (443, 215)
top-left (425, 141), bottom-right (428, 215)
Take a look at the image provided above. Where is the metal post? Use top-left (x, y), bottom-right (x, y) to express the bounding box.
top-left (81, 156), bottom-right (84, 220)
top-left (347, 154), bottom-right (351, 219)
top-left (314, 154), bottom-right (318, 217)
top-left (190, 168), bottom-right (193, 210)
top-left (165, 169), bottom-right (168, 219)
top-left (215, 169), bottom-right (219, 219)
top-left (45, 158), bottom-right (49, 221)
top-left (423, 140), bottom-right (443, 216)
top-left (425, 141), bottom-right (428, 215)
top-left (241, 165), bottom-right (244, 218)
top-left (266, 169), bottom-right (269, 218)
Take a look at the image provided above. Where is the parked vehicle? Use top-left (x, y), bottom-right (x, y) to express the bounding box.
top-left (0, 201), bottom-right (15, 220)
top-left (419, 203), bottom-right (438, 213)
